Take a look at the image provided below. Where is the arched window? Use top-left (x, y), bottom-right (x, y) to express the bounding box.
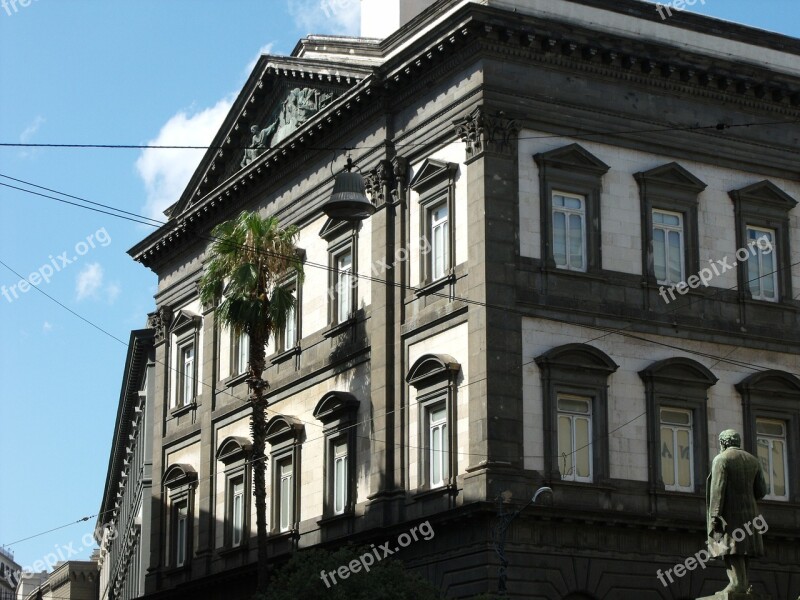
top-left (736, 370), bottom-right (800, 502)
top-left (535, 344), bottom-right (618, 482)
top-left (216, 437), bottom-right (252, 549)
top-left (407, 354), bottom-right (461, 491)
top-left (163, 464), bottom-right (197, 568)
top-left (639, 358), bottom-right (717, 493)
top-left (314, 392), bottom-right (359, 518)
top-left (265, 416), bottom-right (304, 533)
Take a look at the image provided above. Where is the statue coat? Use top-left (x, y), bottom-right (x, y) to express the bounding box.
top-left (706, 446), bottom-right (768, 557)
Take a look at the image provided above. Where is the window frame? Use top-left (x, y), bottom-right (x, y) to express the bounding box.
top-left (556, 393), bottom-right (594, 482)
top-left (216, 436), bottom-right (251, 550)
top-left (170, 311), bottom-right (201, 411)
top-left (163, 464), bottom-right (197, 570)
top-left (409, 158), bottom-right (458, 288)
top-left (745, 225), bottom-right (778, 302)
top-left (264, 416), bottom-right (303, 534)
top-left (737, 369), bottom-right (800, 503)
top-left (550, 190), bottom-right (588, 272)
top-left (231, 329), bottom-right (249, 376)
top-left (313, 391), bottom-right (359, 519)
top-left (651, 208), bottom-right (686, 286)
top-left (755, 418), bottom-right (789, 501)
top-left (639, 358), bottom-right (717, 495)
top-left (659, 406), bottom-right (695, 493)
top-left (729, 180), bottom-right (797, 304)
top-left (275, 276), bottom-right (301, 353)
top-left (533, 144), bottom-right (610, 274)
top-left (320, 219), bottom-right (359, 329)
top-left (634, 162), bottom-right (705, 289)
top-left (535, 344), bottom-right (618, 483)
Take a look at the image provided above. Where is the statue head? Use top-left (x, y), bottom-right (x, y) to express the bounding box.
top-left (250, 125), bottom-right (259, 134)
top-left (719, 429), bottom-right (741, 449)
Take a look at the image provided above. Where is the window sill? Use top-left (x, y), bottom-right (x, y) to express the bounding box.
top-left (171, 401), bottom-right (197, 418)
top-left (270, 345), bottom-right (300, 365)
top-left (162, 563), bottom-right (191, 576)
top-left (268, 528), bottom-right (298, 541)
top-left (323, 317), bottom-right (356, 338)
top-left (414, 273), bottom-right (455, 298)
top-left (411, 483), bottom-right (458, 502)
top-left (317, 510), bottom-right (354, 526)
top-left (218, 542), bottom-right (249, 556)
top-left (223, 372), bottom-right (249, 389)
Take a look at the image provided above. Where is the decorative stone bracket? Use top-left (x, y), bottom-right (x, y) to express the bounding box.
top-left (146, 305), bottom-right (173, 344)
top-left (363, 156), bottom-right (409, 208)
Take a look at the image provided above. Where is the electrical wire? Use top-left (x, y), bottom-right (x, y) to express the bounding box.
top-left (2, 162), bottom-right (797, 550)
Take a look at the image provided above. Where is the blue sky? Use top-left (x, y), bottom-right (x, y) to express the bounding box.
top-left (0, 0), bottom-right (797, 577)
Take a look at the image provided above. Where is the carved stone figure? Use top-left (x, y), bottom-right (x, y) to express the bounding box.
top-left (241, 121), bottom-right (278, 168)
top-left (701, 429), bottom-right (768, 599)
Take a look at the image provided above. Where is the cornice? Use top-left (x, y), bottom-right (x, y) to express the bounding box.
top-left (129, 3), bottom-right (800, 271)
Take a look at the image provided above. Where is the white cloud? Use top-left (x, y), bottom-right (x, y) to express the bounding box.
top-left (19, 116), bottom-right (45, 142)
top-left (244, 43), bottom-right (275, 77)
top-left (136, 97), bottom-right (234, 221)
top-left (42, 321), bottom-right (53, 333)
top-left (76, 263), bottom-right (104, 301)
top-left (75, 263), bottom-right (121, 303)
top-left (288, 0), bottom-right (360, 36)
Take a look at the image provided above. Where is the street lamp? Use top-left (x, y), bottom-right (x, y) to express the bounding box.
top-left (492, 486), bottom-right (553, 595)
top-left (322, 157), bottom-right (374, 222)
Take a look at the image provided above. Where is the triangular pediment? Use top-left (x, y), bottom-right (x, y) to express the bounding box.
top-left (165, 55), bottom-right (373, 222)
top-left (409, 159), bottom-right (458, 192)
top-left (169, 309), bottom-right (201, 334)
top-left (729, 180), bottom-right (798, 212)
top-left (533, 143), bottom-right (610, 175)
top-left (634, 162), bottom-right (707, 193)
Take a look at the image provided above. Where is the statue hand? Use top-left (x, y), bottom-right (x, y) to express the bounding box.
top-left (711, 516), bottom-right (725, 534)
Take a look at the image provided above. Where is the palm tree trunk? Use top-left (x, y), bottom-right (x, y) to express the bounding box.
top-left (248, 330), bottom-right (270, 595)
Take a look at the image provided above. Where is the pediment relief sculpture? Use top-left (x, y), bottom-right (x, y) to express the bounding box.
top-left (241, 87), bottom-right (336, 168)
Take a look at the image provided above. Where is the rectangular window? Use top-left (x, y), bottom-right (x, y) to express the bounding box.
top-left (653, 209), bottom-right (685, 285)
top-left (175, 502), bottom-right (188, 566)
top-left (284, 287), bottom-right (297, 349)
top-left (429, 405), bottom-right (448, 487)
top-left (332, 440), bottom-right (348, 514)
top-left (660, 408), bottom-right (694, 492)
top-left (231, 478), bottom-right (244, 545)
top-left (233, 331), bottom-right (249, 375)
top-left (557, 394), bottom-right (592, 482)
top-left (278, 458), bottom-right (293, 532)
top-left (746, 226), bottom-right (777, 301)
top-left (179, 344), bottom-right (195, 406)
top-left (335, 250), bottom-right (353, 324)
top-left (552, 192), bottom-right (586, 271)
top-left (430, 202), bottom-right (449, 281)
top-left (756, 418), bottom-right (788, 500)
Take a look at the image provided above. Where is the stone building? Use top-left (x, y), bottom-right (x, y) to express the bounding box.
top-left (96, 330), bottom-right (155, 600)
top-left (19, 562), bottom-right (97, 600)
top-left (125, 0), bottom-right (800, 598)
top-left (0, 547), bottom-right (20, 600)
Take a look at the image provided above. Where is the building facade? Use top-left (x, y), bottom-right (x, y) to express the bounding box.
top-left (20, 562), bottom-right (97, 600)
top-left (96, 330), bottom-right (155, 600)
top-left (0, 547), bottom-right (20, 600)
top-left (126, 1), bottom-right (800, 598)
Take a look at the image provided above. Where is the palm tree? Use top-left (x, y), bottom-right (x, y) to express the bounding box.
top-left (199, 210), bottom-right (303, 596)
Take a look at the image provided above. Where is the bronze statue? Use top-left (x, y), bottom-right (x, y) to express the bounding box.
top-left (241, 122), bottom-right (277, 168)
top-left (705, 429), bottom-right (768, 596)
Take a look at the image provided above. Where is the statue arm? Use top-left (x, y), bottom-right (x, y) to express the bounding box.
top-left (708, 456), bottom-right (727, 522)
top-left (754, 460), bottom-right (768, 500)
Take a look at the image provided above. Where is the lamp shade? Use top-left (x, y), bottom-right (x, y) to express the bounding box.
top-left (323, 162), bottom-right (375, 222)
